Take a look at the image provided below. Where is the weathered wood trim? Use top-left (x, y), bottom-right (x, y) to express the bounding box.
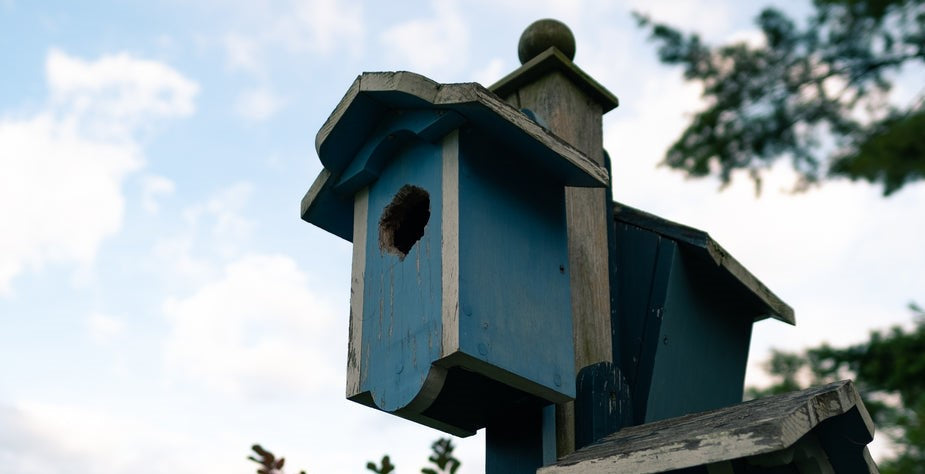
top-left (539, 380), bottom-right (874, 474)
top-left (703, 238), bottom-right (794, 324)
top-left (565, 187), bottom-right (613, 369)
top-left (314, 71), bottom-right (609, 187)
top-left (462, 85), bottom-right (609, 186)
top-left (316, 75), bottom-right (362, 155)
top-left (334, 110), bottom-right (466, 196)
top-left (301, 168), bottom-right (331, 221)
top-left (613, 201), bottom-right (795, 325)
top-left (441, 131), bottom-right (460, 357)
top-left (346, 187), bottom-right (368, 398)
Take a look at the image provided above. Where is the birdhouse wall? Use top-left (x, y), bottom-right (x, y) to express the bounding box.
top-left (453, 133), bottom-right (575, 402)
top-left (350, 137), bottom-right (445, 413)
top-left (645, 249), bottom-right (753, 423)
top-left (615, 223), bottom-right (752, 426)
top-left (345, 129), bottom-right (577, 435)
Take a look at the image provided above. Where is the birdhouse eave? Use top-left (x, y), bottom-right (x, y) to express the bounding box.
top-left (613, 202), bottom-right (795, 325)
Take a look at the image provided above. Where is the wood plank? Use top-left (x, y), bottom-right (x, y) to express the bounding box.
top-left (315, 71), bottom-right (610, 187)
top-left (539, 380), bottom-right (875, 474)
top-left (346, 186), bottom-right (369, 398)
top-left (441, 131), bottom-right (460, 357)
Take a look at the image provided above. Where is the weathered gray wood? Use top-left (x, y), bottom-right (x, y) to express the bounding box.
top-left (539, 380), bottom-right (875, 474)
top-left (301, 168), bottom-right (331, 220)
top-left (613, 202), bottom-right (795, 324)
top-left (314, 71), bottom-right (610, 187)
top-left (491, 48), bottom-right (618, 113)
top-left (440, 130), bottom-right (460, 357)
top-left (346, 186), bottom-right (369, 398)
top-left (305, 71), bottom-right (614, 245)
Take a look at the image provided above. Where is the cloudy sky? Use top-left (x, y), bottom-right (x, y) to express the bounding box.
top-left (1, 1), bottom-right (922, 472)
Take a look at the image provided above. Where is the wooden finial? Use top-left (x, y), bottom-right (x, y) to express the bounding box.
top-left (518, 19), bottom-right (576, 64)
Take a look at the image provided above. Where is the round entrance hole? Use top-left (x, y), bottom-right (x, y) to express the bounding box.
top-left (378, 185), bottom-right (431, 260)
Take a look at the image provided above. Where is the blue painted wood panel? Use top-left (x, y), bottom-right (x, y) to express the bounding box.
top-left (644, 251), bottom-right (753, 422)
top-left (613, 223), bottom-right (662, 410)
top-left (360, 139), bottom-right (444, 412)
top-left (456, 134), bottom-right (575, 400)
top-left (614, 222), bottom-right (753, 425)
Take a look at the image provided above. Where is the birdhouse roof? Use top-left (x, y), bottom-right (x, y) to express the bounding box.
top-left (540, 380), bottom-right (875, 473)
top-left (302, 71), bottom-right (610, 241)
top-left (614, 202), bottom-right (795, 325)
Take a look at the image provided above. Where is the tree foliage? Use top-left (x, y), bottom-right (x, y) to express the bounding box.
top-left (366, 455), bottom-right (396, 474)
top-left (636, 0), bottom-right (925, 195)
top-left (421, 438), bottom-right (461, 474)
top-left (248, 444), bottom-right (306, 474)
top-left (748, 303), bottom-right (925, 473)
top-left (248, 437), bottom-right (461, 474)
top-left (366, 437), bottom-right (461, 474)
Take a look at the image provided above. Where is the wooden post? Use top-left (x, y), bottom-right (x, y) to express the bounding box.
top-left (490, 19), bottom-right (619, 458)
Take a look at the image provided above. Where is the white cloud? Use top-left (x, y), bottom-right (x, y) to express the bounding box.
top-left (274, 0), bottom-right (365, 55)
top-left (472, 57), bottom-right (507, 87)
top-left (218, 0), bottom-right (365, 74)
top-left (163, 254), bottom-right (338, 399)
top-left (0, 49), bottom-right (197, 296)
top-left (141, 174), bottom-right (176, 213)
top-left (46, 48), bottom-right (198, 137)
top-left (379, 1), bottom-right (469, 78)
top-left (87, 312), bottom-right (126, 343)
top-left (223, 33), bottom-right (262, 73)
top-left (182, 182), bottom-right (255, 242)
top-left (0, 402), bottom-right (237, 474)
top-left (234, 87), bottom-right (284, 121)
top-left (150, 182), bottom-right (256, 288)
top-left (0, 115), bottom-right (142, 295)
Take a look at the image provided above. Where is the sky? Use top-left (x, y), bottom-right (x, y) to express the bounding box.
top-left (1, 1), bottom-right (922, 473)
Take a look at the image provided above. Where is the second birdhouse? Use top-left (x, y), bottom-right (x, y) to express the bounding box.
top-left (302, 72), bottom-right (609, 436)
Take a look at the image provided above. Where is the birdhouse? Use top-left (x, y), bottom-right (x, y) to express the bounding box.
top-left (301, 71), bottom-right (609, 436)
top-left (612, 203), bottom-right (795, 425)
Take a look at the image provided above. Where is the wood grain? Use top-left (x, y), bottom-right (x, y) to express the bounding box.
top-left (441, 130), bottom-right (460, 357)
top-left (539, 380), bottom-right (876, 474)
top-left (346, 186), bottom-right (369, 398)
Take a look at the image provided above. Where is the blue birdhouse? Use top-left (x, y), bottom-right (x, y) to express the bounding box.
top-left (301, 72), bottom-right (609, 436)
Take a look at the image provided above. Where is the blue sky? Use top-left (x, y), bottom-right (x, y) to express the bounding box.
top-left (1, 1), bottom-right (922, 472)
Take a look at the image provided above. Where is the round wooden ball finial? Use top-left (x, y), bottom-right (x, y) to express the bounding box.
top-left (518, 19), bottom-right (576, 64)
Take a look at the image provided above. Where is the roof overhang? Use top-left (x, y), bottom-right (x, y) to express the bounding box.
top-left (303, 71), bottom-right (609, 241)
top-left (614, 202), bottom-right (795, 325)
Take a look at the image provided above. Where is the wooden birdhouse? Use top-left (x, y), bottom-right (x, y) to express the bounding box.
top-left (301, 71), bottom-right (609, 436)
top-left (612, 203), bottom-right (795, 425)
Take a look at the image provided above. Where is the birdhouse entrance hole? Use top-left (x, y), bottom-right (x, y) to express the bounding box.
top-left (379, 185), bottom-right (430, 260)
